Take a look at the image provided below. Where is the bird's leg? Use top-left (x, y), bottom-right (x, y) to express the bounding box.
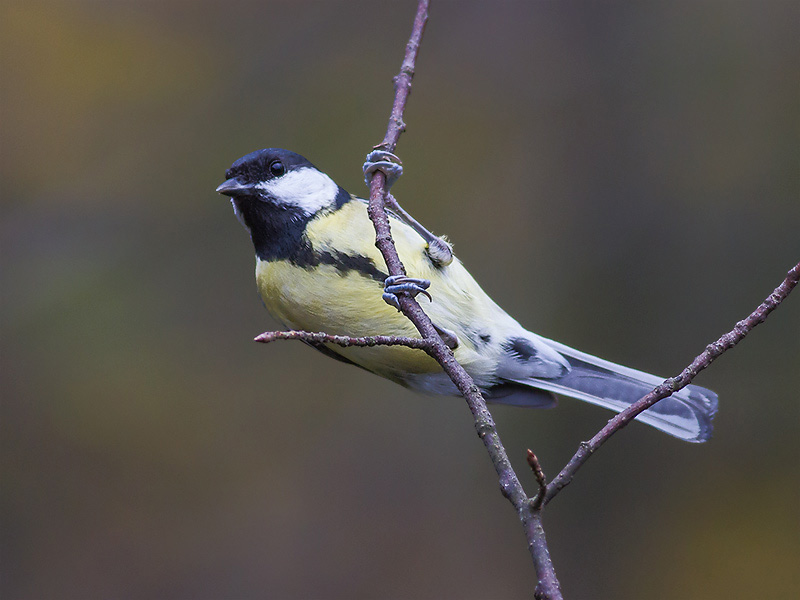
top-left (363, 151), bottom-right (454, 267)
top-left (385, 193), bottom-right (453, 267)
top-left (382, 275), bottom-right (431, 309)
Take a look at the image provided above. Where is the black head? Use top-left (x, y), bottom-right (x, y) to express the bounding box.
top-left (216, 148), bottom-right (351, 261)
top-left (221, 148), bottom-right (316, 190)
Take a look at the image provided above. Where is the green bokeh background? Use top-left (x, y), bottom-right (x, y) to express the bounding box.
top-left (2, 2), bottom-right (798, 598)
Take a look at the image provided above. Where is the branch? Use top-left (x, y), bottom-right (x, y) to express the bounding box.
top-left (254, 329), bottom-right (432, 350)
top-left (363, 1), bottom-right (561, 596)
top-left (544, 261), bottom-right (800, 505)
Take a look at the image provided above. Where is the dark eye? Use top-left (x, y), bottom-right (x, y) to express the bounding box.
top-left (269, 160), bottom-right (285, 177)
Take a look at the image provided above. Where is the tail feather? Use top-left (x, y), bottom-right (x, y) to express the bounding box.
top-left (512, 338), bottom-right (719, 443)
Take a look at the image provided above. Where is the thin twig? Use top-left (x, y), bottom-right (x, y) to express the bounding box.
top-left (255, 330), bottom-right (432, 350)
top-left (544, 261), bottom-right (800, 505)
top-left (527, 450), bottom-right (547, 510)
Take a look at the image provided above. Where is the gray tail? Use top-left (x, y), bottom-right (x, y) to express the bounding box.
top-left (510, 338), bottom-right (719, 443)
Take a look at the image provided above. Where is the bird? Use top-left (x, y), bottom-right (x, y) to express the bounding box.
top-left (216, 148), bottom-right (718, 442)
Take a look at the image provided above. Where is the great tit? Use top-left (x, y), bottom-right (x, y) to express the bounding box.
top-left (217, 148), bottom-right (718, 442)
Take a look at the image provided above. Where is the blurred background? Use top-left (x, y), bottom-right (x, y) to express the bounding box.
top-left (2, 1), bottom-right (798, 598)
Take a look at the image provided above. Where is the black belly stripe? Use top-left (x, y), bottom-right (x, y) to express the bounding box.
top-left (292, 246), bottom-right (387, 282)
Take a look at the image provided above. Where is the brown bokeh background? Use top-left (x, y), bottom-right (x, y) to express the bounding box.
top-left (2, 2), bottom-right (798, 598)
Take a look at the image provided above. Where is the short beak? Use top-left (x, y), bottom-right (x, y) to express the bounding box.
top-left (216, 178), bottom-right (254, 197)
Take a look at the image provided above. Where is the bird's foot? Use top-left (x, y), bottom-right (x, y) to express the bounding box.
top-left (382, 275), bottom-right (431, 310)
top-left (382, 276), bottom-right (458, 349)
top-left (363, 150), bottom-right (403, 189)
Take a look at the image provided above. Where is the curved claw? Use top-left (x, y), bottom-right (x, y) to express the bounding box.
top-left (384, 283), bottom-right (433, 302)
top-left (363, 150), bottom-right (404, 189)
top-left (382, 292), bottom-right (402, 310)
top-left (382, 275), bottom-right (432, 310)
top-left (366, 150), bottom-right (401, 165)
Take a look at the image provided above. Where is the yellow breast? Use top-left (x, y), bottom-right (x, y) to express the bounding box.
top-left (254, 200), bottom-right (515, 387)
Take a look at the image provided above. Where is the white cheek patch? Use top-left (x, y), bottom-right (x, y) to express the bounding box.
top-left (256, 167), bottom-right (338, 215)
